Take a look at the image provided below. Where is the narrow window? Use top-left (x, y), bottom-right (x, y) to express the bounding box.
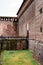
top-left (40, 8), bottom-right (42, 14)
top-left (40, 27), bottom-right (42, 32)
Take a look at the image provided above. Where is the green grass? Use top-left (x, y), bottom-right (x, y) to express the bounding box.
top-left (2, 50), bottom-right (40, 65)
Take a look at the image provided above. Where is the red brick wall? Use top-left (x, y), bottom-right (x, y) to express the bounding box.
top-left (18, 0), bottom-right (43, 50)
top-left (18, 0), bottom-right (43, 42)
top-left (0, 21), bottom-right (17, 37)
top-left (35, 0), bottom-right (43, 42)
top-left (19, 1), bottom-right (35, 38)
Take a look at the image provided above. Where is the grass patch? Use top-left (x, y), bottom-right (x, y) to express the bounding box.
top-left (2, 50), bottom-right (40, 65)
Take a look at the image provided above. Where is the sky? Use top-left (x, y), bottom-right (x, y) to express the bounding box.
top-left (0, 0), bottom-right (23, 17)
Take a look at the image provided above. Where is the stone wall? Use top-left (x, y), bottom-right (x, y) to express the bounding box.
top-left (33, 41), bottom-right (43, 65)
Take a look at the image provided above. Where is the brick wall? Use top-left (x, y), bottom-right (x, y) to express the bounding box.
top-left (18, 0), bottom-right (43, 64)
top-left (0, 21), bottom-right (17, 37)
top-left (33, 41), bottom-right (43, 65)
top-left (33, 0), bottom-right (43, 65)
top-left (18, 0), bottom-right (43, 49)
top-left (19, 0), bottom-right (35, 50)
top-left (35, 0), bottom-right (43, 41)
top-left (19, 1), bottom-right (35, 37)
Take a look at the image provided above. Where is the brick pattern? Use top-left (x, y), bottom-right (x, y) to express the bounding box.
top-left (19, 1), bottom-right (35, 38)
top-left (17, 40), bottom-right (27, 50)
top-left (18, 0), bottom-right (43, 47)
top-left (0, 21), bottom-right (17, 37)
top-left (35, 0), bottom-right (43, 41)
top-left (18, 0), bottom-right (43, 64)
top-left (33, 41), bottom-right (43, 65)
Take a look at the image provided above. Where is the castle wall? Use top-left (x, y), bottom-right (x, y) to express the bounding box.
top-left (0, 20), bottom-right (18, 37)
top-left (19, 0), bottom-right (35, 50)
top-left (18, 0), bottom-right (43, 64)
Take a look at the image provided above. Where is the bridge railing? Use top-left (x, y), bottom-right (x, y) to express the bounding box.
top-left (0, 36), bottom-right (29, 51)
